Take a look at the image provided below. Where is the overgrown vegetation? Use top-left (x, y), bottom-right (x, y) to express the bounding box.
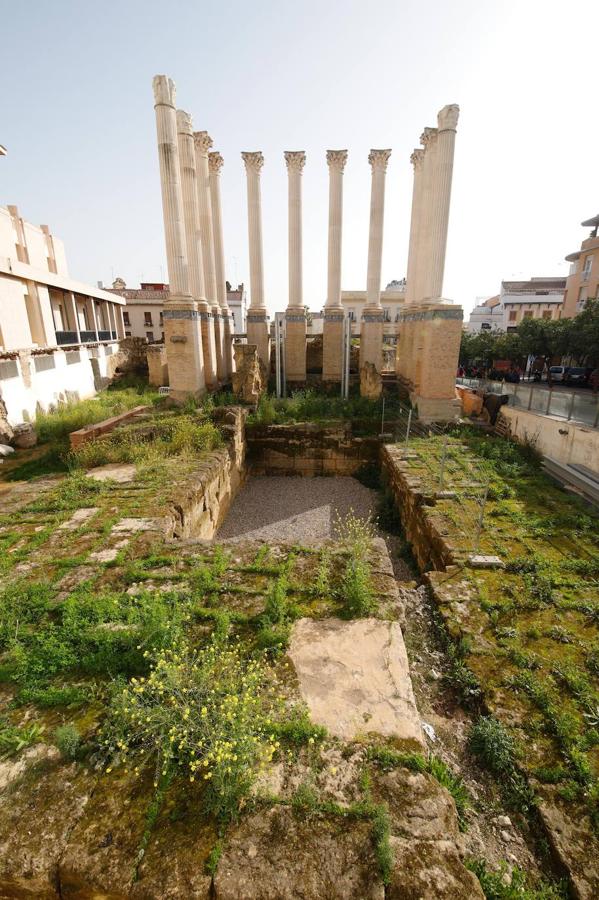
top-left (466, 858), bottom-right (567, 899)
top-left (249, 388), bottom-right (403, 430)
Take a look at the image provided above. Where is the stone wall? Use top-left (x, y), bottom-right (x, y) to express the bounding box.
top-left (381, 444), bottom-right (458, 571)
top-left (163, 406), bottom-right (248, 539)
top-left (247, 423), bottom-right (380, 476)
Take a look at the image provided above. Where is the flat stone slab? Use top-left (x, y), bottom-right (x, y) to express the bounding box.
top-left (288, 618), bottom-right (424, 749)
top-left (467, 554), bottom-right (505, 569)
top-left (215, 805), bottom-right (384, 900)
top-left (58, 507), bottom-right (99, 531)
top-left (111, 517), bottom-right (161, 535)
top-left (86, 463), bottom-right (137, 483)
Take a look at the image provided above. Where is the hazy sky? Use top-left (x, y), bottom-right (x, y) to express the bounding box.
top-left (3, 0), bottom-right (598, 316)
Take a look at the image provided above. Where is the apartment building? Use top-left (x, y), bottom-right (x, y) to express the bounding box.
top-left (563, 214), bottom-right (599, 317)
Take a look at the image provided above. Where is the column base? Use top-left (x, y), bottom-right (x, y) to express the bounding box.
top-left (402, 301), bottom-right (463, 421)
top-left (285, 308), bottom-right (307, 382)
top-left (322, 309), bottom-right (345, 382)
top-left (163, 301), bottom-right (206, 398)
top-left (247, 310), bottom-right (270, 372)
top-left (198, 305), bottom-right (219, 389)
top-left (359, 312), bottom-right (384, 398)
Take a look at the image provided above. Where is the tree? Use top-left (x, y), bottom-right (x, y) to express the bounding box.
top-left (566, 300), bottom-right (599, 364)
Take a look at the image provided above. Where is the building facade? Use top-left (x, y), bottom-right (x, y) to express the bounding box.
top-left (0, 205), bottom-right (127, 424)
top-left (466, 295), bottom-right (503, 333)
top-left (0, 205), bottom-right (125, 352)
top-left (342, 281), bottom-right (406, 336)
top-left (563, 214), bottom-right (599, 318)
top-left (107, 280), bottom-right (247, 339)
top-left (500, 277), bottom-right (566, 332)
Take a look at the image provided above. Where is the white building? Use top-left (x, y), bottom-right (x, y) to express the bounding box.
top-left (466, 295), bottom-right (503, 333)
top-left (106, 280), bottom-right (247, 339)
top-left (342, 279), bottom-right (406, 336)
top-left (0, 205), bottom-right (126, 425)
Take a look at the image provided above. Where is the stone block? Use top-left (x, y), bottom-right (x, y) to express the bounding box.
top-left (146, 345), bottom-right (169, 387)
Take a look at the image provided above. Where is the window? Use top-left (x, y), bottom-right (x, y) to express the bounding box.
top-left (509, 310), bottom-right (517, 322)
top-left (123, 311), bottom-right (130, 326)
top-left (582, 256), bottom-right (593, 281)
top-left (159, 311), bottom-right (164, 325)
top-left (161, 332), bottom-right (165, 342)
top-left (144, 311), bottom-right (153, 326)
top-left (125, 331), bottom-right (131, 337)
top-left (146, 331), bottom-right (154, 342)
top-left (542, 310), bottom-right (552, 319)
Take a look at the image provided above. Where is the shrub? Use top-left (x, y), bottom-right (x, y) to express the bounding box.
top-left (341, 557), bottom-right (376, 618)
top-left (54, 723), bottom-right (81, 759)
top-left (468, 717), bottom-right (518, 777)
top-left (102, 640), bottom-right (281, 821)
top-left (466, 857), bottom-right (567, 899)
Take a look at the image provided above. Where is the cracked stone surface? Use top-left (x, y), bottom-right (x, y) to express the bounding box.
top-left (86, 463), bottom-right (137, 483)
top-left (288, 617), bottom-right (424, 749)
top-left (58, 507), bottom-right (99, 531)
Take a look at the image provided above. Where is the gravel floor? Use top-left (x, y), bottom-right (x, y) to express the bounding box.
top-left (217, 476), bottom-right (377, 543)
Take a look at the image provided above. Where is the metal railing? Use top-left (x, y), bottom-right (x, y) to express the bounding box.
top-left (55, 330), bottom-right (78, 346)
top-left (457, 377), bottom-right (599, 429)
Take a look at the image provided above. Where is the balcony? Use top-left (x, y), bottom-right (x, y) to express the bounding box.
top-left (55, 330), bottom-right (79, 346)
top-left (79, 330), bottom-right (97, 342)
top-left (98, 330), bottom-right (112, 341)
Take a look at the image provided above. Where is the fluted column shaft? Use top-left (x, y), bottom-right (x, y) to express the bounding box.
top-left (416, 128), bottom-right (438, 303)
top-left (326, 151), bottom-right (348, 308)
top-left (152, 76), bottom-right (190, 300)
top-left (285, 152), bottom-right (306, 309)
top-left (242, 153), bottom-right (266, 310)
top-left (428, 105), bottom-right (460, 301)
top-left (176, 110), bottom-right (206, 303)
top-left (365, 149), bottom-right (392, 308)
top-left (405, 149), bottom-right (425, 305)
top-left (208, 152), bottom-right (228, 310)
top-left (193, 132), bottom-right (218, 309)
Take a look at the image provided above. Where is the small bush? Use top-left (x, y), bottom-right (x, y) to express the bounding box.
top-left (466, 857), bottom-right (567, 899)
top-left (102, 640), bottom-right (282, 821)
top-left (468, 717), bottom-right (518, 777)
top-left (341, 557), bottom-right (376, 618)
top-left (54, 723), bottom-right (81, 759)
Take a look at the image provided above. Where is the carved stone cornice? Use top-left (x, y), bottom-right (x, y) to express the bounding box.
top-left (410, 148), bottom-right (425, 169)
top-left (420, 127), bottom-right (438, 150)
top-left (285, 151), bottom-right (306, 173)
top-left (242, 151), bottom-right (264, 174)
top-left (368, 149), bottom-right (392, 171)
top-left (193, 130), bottom-right (213, 155)
top-left (152, 74), bottom-right (176, 108)
top-left (326, 149), bottom-right (348, 172)
top-left (209, 151), bottom-right (224, 174)
top-left (176, 109), bottom-right (193, 136)
top-left (437, 104), bottom-right (460, 132)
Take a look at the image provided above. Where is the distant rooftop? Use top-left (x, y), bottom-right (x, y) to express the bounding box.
top-left (501, 277), bottom-right (566, 293)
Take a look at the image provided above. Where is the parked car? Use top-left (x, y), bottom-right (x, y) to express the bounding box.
top-left (564, 367), bottom-right (588, 386)
top-left (549, 366), bottom-right (567, 383)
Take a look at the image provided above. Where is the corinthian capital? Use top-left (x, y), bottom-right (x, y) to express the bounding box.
top-left (176, 109), bottom-right (193, 136)
top-left (420, 127), bottom-right (438, 150)
top-left (152, 74), bottom-right (176, 108)
top-left (285, 151), bottom-right (306, 173)
top-left (368, 149), bottom-right (392, 171)
top-left (242, 151), bottom-right (264, 173)
top-left (326, 150), bottom-right (348, 172)
top-left (209, 151), bottom-right (224, 174)
top-left (193, 130), bottom-right (213, 155)
top-left (410, 148), bottom-right (425, 169)
top-left (437, 104), bottom-right (460, 132)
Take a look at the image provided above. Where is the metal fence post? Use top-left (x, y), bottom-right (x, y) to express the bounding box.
top-left (474, 477), bottom-right (490, 553)
top-left (528, 385), bottom-right (534, 410)
top-left (567, 391), bottom-right (575, 422)
top-left (545, 388), bottom-right (552, 416)
top-left (405, 409), bottom-right (412, 448)
top-left (439, 434), bottom-right (448, 489)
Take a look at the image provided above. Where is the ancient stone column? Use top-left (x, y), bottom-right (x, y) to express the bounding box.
top-left (209, 151), bottom-right (234, 378)
top-left (397, 148), bottom-right (424, 386)
top-left (415, 127), bottom-right (438, 304)
top-left (427, 104), bottom-right (460, 302)
top-left (360, 149), bottom-right (391, 397)
top-left (175, 109), bottom-right (206, 392)
top-left (323, 150), bottom-right (348, 382)
top-left (285, 151), bottom-right (307, 382)
top-left (241, 151), bottom-right (270, 369)
top-left (193, 130), bottom-right (220, 386)
top-left (152, 76), bottom-right (203, 399)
